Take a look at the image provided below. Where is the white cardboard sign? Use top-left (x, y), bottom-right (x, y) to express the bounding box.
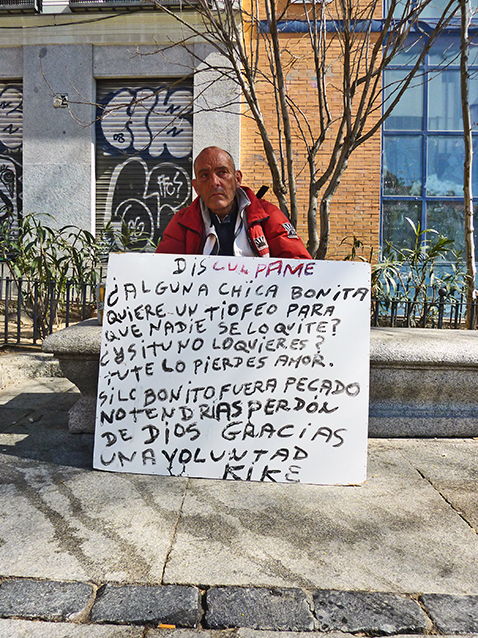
top-left (93, 254), bottom-right (370, 485)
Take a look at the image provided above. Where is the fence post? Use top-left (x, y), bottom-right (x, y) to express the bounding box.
top-left (33, 281), bottom-right (39, 345)
top-left (421, 301), bottom-right (428, 328)
top-left (48, 281), bottom-right (55, 335)
top-left (438, 287), bottom-right (446, 329)
top-left (16, 277), bottom-right (22, 344)
top-left (405, 300), bottom-right (412, 327)
top-left (469, 300), bottom-right (476, 330)
top-left (81, 282), bottom-right (87, 320)
top-left (4, 277), bottom-right (10, 344)
top-left (372, 298), bottom-right (379, 326)
top-left (390, 297), bottom-right (397, 327)
top-left (66, 279), bottom-right (71, 327)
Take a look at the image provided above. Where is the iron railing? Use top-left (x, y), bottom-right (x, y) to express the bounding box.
top-left (0, 0), bottom-right (41, 11)
top-left (371, 286), bottom-right (477, 330)
top-left (0, 269), bottom-right (101, 347)
top-left (2, 271), bottom-right (477, 348)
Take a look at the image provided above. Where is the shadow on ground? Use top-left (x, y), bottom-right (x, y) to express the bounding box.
top-left (0, 378), bottom-right (93, 469)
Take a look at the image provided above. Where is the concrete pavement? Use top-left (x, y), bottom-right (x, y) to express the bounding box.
top-left (0, 373), bottom-right (478, 636)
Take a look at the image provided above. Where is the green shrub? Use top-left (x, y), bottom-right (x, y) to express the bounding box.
top-left (1, 212), bottom-right (154, 338)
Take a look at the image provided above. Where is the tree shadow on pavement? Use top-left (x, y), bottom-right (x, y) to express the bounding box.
top-left (0, 384), bottom-right (94, 469)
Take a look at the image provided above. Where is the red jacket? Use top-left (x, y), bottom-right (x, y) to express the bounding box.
top-left (156, 187), bottom-right (311, 259)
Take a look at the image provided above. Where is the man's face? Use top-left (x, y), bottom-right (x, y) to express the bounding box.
top-left (192, 148), bottom-right (243, 218)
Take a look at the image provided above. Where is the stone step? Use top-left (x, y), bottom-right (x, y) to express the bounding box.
top-left (0, 350), bottom-right (62, 390)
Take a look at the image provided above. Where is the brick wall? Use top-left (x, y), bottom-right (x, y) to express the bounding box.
top-left (240, 29), bottom-right (382, 261)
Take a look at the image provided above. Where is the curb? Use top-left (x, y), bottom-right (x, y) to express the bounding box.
top-left (0, 579), bottom-right (477, 635)
top-left (0, 353), bottom-right (62, 390)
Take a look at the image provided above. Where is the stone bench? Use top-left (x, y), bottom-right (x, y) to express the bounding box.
top-left (43, 319), bottom-right (102, 434)
top-left (43, 321), bottom-right (478, 437)
top-left (369, 327), bottom-right (478, 437)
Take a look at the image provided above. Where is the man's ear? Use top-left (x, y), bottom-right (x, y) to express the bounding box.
top-left (235, 170), bottom-right (243, 185)
top-left (192, 178), bottom-right (198, 195)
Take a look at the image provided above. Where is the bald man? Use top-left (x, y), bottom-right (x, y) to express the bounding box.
top-left (156, 146), bottom-right (311, 259)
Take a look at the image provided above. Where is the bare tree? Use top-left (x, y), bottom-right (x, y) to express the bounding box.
top-left (460, 0), bottom-right (476, 328)
top-left (154, 0), bottom-right (458, 258)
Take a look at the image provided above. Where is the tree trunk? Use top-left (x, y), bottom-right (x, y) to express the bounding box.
top-left (307, 187), bottom-right (320, 258)
top-left (460, 0), bottom-right (476, 329)
top-left (316, 197), bottom-right (330, 259)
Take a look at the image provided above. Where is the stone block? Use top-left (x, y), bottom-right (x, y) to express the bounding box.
top-left (42, 322), bottom-right (478, 438)
top-left (42, 318), bottom-right (103, 433)
top-left (0, 578), bottom-right (94, 621)
top-left (369, 328), bottom-right (478, 437)
top-left (420, 593), bottom-right (478, 634)
top-left (91, 584), bottom-right (201, 627)
top-left (205, 587), bottom-right (315, 631)
top-left (312, 590), bottom-right (428, 635)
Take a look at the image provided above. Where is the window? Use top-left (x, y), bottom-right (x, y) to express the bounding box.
top-left (95, 79), bottom-right (193, 250)
top-left (0, 83), bottom-right (22, 230)
top-left (385, 0), bottom-right (478, 21)
top-left (0, 0), bottom-right (40, 12)
top-left (70, 0), bottom-right (160, 10)
top-left (382, 34), bottom-right (478, 257)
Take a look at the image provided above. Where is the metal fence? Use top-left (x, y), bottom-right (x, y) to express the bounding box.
top-left (0, 266), bottom-right (99, 347)
top-left (2, 269), bottom-right (477, 348)
top-left (372, 287), bottom-right (477, 330)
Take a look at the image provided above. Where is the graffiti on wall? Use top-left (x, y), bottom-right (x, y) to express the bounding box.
top-left (0, 85), bottom-right (23, 228)
top-left (97, 85), bottom-right (193, 249)
top-left (0, 156), bottom-right (22, 228)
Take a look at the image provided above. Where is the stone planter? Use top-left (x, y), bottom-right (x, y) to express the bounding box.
top-left (369, 328), bottom-right (478, 437)
top-left (42, 319), bottom-right (102, 434)
top-left (43, 321), bottom-right (478, 437)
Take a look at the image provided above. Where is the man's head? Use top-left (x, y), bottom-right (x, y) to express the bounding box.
top-left (192, 146), bottom-right (243, 218)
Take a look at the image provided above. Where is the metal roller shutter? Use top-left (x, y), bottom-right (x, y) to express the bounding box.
top-left (0, 83), bottom-right (22, 229)
top-left (96, 78), bottom-right (193, 250)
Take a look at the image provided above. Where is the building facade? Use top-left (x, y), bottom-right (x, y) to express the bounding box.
top-left (0, 0), bottom-right (241, 248)
top-left (0, 0), bottom-right (477, 260)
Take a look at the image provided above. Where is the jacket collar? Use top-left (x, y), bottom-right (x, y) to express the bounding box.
top-left (240, 186), bottom-right (269, 224)
top-left (179, 186), bottom-right (269, 232)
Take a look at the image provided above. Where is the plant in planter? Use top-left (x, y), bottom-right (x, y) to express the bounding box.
top-left (342, 218), bottom-right (466, 327)
top-left (0, 212), bottom-right (155, 339)
top-left (1, 212), bottom-right (103, 337)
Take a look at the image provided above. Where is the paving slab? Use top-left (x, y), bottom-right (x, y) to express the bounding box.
top-left (0, 352), bottom-right (61, 391)
top-left (0, 458), bottom-right (188, 581)
top-left (1, 377), bottom-right (478, 600)
top-left (0, 625), bottom-right (473, 638)
top-left (0, 376), bottom-right (79, 434)
top-left (0, 619), bottom-right (143, 637)
top-left (162, 439), bottom-right (478, 594)
top-left (389, 438), bottom-right (478, 530)
top-left (148, 631), bottom-right (356, 638)
top-left (0, 376), bottom-right (78, 409)
top-left (0, 625), bottom-right (360, 638)
top-left (0, 377), bottom-right (187, 582)
top-left (0, 377), bottom-right (88, 468)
